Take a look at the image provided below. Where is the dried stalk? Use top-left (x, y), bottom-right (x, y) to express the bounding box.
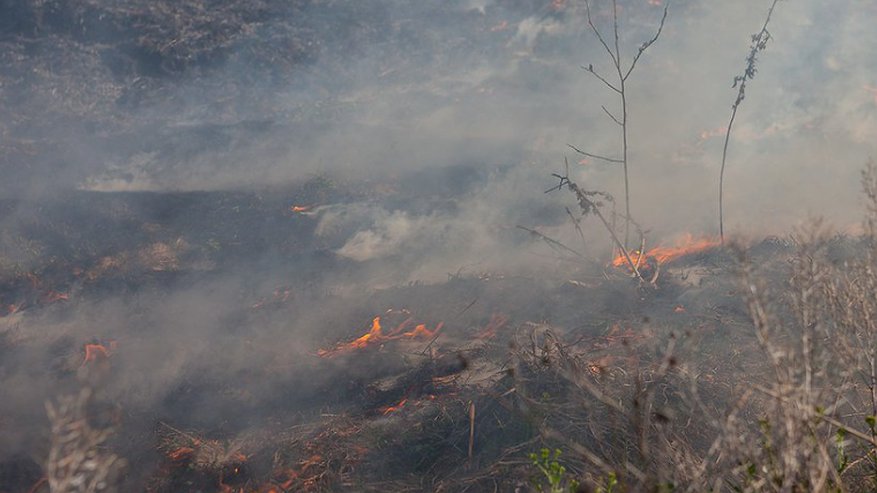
top-left (718, 0), bottom-right (782, 243)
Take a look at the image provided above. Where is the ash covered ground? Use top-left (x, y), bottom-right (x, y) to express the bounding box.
top-left (1, 1), bottom-right (876, 492)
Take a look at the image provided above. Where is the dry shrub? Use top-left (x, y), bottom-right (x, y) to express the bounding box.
top-left (510, 324), bottom-right (707, 492)
top-left (520, 165), bottom-right (877, 492)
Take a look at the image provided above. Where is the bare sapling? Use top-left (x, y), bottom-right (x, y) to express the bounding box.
top-left (718, 0), bottom-right (782, 243)
top-left (574, 0), bottom-right (668, 249)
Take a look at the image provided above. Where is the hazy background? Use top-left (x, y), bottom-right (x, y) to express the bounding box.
top-left (1, 0), bottom-right (874, 237)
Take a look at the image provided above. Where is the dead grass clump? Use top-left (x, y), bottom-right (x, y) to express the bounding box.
top-left (45, 388), bottom-right (126, 493)
top-left (509, 324), bottom-right (715, 492)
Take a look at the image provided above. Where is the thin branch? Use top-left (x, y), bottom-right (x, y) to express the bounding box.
top-left (583, 65), bottom-right (622, 93)
top-left (623, 3), bottom-right (669, 81)
top-left (593, 206), bottom-right (646, 283)
top-left (601, 104), bottom-right (623, 126)
top-left (567, 144), bottom-right (623, 164)
top-left (517, 225), bottom-right (586, 260)
top-left (611, 0), bottom-right (621, 68)
top-left (584, 0), bottom-right (619, 68)
top-left (565, 206), bottom-right (588, 252)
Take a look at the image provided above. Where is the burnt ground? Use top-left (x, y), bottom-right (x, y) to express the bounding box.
top-left (0, 173), bottom-right (809, 492)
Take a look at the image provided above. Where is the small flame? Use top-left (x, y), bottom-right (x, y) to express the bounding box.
top-left (274, 454), bottom-right (323, 490)
top-left (864, 84), bottom-right (877, 105)
top-left (42, 291), bottom-right (69, 303)
top-left (477, 314), bottom-right (508, 340)
top-left (698, 126), bottom-right (728, 141)
top-left (489, 20), bottom-right (509, 32)
top-left (612, 235), bottom-right (720, 269)
top-left (81, 340), bottom-right (117, 366)
top-left (290, 205), bottom-right (312, 213)
top-left (318, 316), bottom-right (443, 357)
top-left (381, 397), bottom-right (408, 415)
top-left (250, 287), bottom-right (292, 309)
top-left (167, 447), bottom-right (195, 461)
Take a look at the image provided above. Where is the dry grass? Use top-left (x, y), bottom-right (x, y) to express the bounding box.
top-left (45, 388), bottom-right (125, 493)
top-left (517, 164), bottom-right (877, 492)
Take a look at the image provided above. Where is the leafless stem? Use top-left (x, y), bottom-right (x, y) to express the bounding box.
top-left (568, 143), bottom-right (622, 164)
top-left (719, 0), bottom-right (781, 243)
top-left (601, 104), bottom-right (623, 126)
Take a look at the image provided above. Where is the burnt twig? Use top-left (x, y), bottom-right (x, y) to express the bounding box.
top-left (548, 161), bottom-right (647, 284)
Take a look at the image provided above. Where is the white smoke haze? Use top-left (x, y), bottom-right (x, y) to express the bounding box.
top-left (10, 0), bottom-right (866, 239)
top-left (0, 0), bottom-right (876, 489)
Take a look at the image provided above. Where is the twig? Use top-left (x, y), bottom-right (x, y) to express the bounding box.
top-left (516, 225), bottom-right (586, 259)
top-left (567, 143), bottom-right (622, 164)
top-left (601, 104), bottom-right (623, 126)
top-left (624, 4), bottom-right (669, 81)
top-left (468, 401), bottom-right (476, 461)
top-left (565, 207), bottom-right (588, 253)
top-left (420, 299), bottom-right (478, 356)
top-left (753, 384), bottom-right (877, 447)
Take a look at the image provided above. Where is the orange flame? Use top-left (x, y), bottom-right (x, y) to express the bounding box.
top-left (167, 447), bottom-right (194, 461)
top-left (318, 317), bottom-right (443, 357)
top-left (489, 20), bottom-right (509, 32)
top-left (250, 287), bottom-right (292, 309)
top-left (81, 340), bottom-right (117, 366)
top-left (290, 205), bottom-right (312, 213)
top-left (42, 291), bottom-right (69, 303)
top-left (477, 314), bottom-right (508, 340)
top-left (381, 397), bottom-right (408, 415)
top-left (612, 235), bottom-right (720, 269)
top-left (274, 454), bottom-right (323, 490)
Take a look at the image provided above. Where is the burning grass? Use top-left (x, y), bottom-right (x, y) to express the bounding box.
top-left (317, 315), bottom-right (444, 358)
top-left (5, 180), bottom-right (877, 492)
